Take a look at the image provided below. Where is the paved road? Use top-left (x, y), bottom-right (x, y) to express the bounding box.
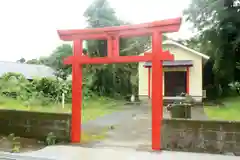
top-left (1, 146), bottom-right (238, 160)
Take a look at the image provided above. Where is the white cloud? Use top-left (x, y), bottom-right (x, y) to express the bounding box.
top-left (0, 0), bottom-right (191, 61)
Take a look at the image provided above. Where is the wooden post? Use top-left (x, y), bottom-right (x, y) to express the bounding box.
top-left (186, 67), bottom-right (190, 94)
top-left (107, 36), bottom-right (113, 57)
top-left (71, 40), bottom-right (83, 143)
top-left (62, 93), bottom-right (65, 109)
top-left (148, 67), bottom-right (151, 99)
top-left (151, 31), bottom-right (163, 150)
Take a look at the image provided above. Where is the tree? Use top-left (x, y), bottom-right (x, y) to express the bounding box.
top-left (83, 0), bottom-right (151, 98)
top-left (16, 58), bottom-right (26, 63)
top-left (22, 0), bottom-right (150, 99)
top-left (84, 0), bottom-right (124, 57)
top-left (26, 59), bottom-right (40, 64)
top-left (26, 57), bottom-right (48, 65)
top-left (184, 0), bottom-right (240, 97)
top-left (44, 44), bottom-right (73, 80)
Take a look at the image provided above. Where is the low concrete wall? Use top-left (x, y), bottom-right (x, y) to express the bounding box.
top-left (162, 119), bottom-right (240, 155)
top-left (2, 109), bottom-right (240, 155)
top-left (0, 109), bottom-right (71, 141)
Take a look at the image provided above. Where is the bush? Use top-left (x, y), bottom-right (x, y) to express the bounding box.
top-left (0, 72), bottom-right (74, 107)
top-left (31, 78), bottom-right (72, 103)
top-left (0, 72), bottom-right (29, 99)
top-left (0, 72), bottom-right (104, 107)
top-left (228, 81), bottom-right (240, 96)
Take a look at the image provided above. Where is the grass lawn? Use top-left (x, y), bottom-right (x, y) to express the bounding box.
top-left (205, 97), bottom-right (240, 120)
top-left (0, 96), bottom-right (124, 122)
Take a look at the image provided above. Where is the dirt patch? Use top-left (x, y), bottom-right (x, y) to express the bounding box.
top-left (0, 135), bottom-right (45, 153)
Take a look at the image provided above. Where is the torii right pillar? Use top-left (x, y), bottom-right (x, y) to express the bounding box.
top-left (151, 31), bottom-right (174, 150)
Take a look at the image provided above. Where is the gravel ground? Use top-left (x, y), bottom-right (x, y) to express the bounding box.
top-left (81, 105), bottom-right (209, 150)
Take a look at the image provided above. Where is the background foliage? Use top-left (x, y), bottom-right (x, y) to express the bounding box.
top-left (181, 0), bottom-right (240, 99)
top-left (17, 0), bottom-right (151, 101)
top-left (15, 0), bottom-right (240, 101)
top-left (0, 72), bottom-right (72, 106)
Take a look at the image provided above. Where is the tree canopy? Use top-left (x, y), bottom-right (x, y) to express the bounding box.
top-left (24, 0), bottom-right (151, 99)
top-left (184, 0), bottom-right (240, 98)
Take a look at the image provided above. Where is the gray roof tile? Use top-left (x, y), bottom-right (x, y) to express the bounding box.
top-left (0, 61), bottom-right (55, 79)
top-left (143, 60), bottom-right (193, 67)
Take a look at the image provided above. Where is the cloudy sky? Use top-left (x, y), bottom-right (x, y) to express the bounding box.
top-left (0, 0), bottom-right (192, 61)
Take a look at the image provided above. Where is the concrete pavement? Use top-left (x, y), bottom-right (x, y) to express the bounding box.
top-left (1, 145), bottom-right (238, 160)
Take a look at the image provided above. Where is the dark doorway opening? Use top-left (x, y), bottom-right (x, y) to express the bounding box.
top-left (164, 71), bottom-right (186, 96)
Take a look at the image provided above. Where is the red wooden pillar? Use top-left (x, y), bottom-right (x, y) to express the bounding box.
top-left (148, 67), bottom-right (151, 99)
top-left (107, 37), bottom-right (113, 57)
top-left (108, 36), bottom-right (119, 57)
top-left (113, 36), bottom-right (119, 57)
top-left (151, 31), bottom-right (163, 150)
top-left (186, 67), bottom-right (190, 94)
top-left (71, 40), bottom-right (83, 143)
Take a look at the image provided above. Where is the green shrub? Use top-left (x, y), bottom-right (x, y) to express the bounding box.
top-left (0, 72), bottom-right (29, 99)
top-left (0, 72), bottom-right (97, 107)
top-left (0, 73), bottom-right (73, 106)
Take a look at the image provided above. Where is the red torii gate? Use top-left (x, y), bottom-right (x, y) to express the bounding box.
top-left (57, 17), bottom-right (181, 150)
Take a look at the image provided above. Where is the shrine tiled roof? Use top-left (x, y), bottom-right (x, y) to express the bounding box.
top-left (143, 60), bottom-right (193, 67)
top-left (0, 61), bottom-right (55, 79)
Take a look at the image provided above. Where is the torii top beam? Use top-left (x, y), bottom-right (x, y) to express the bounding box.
top-left (57, 17), bottom-right (181, 41)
